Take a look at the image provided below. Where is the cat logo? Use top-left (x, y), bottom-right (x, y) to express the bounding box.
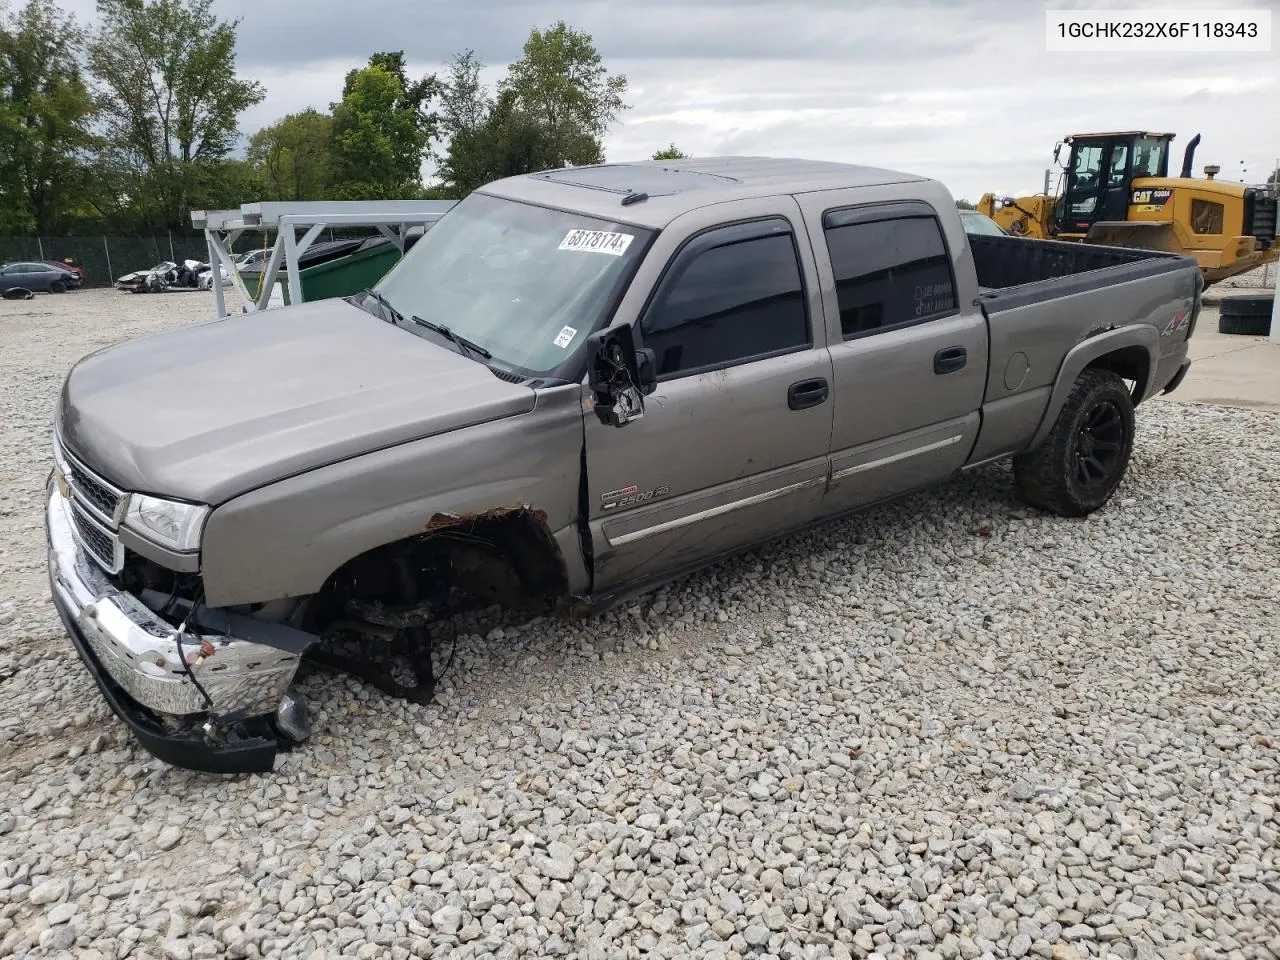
top-left (1131, 188), bottom-right (1172, 206)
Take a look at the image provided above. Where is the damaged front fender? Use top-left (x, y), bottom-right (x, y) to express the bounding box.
top-left (423, 504), bottom-right (549, 535)
top-left (417, 504), bottom-right (568, 608)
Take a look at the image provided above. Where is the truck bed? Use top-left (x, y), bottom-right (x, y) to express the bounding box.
top-left (970, 234), bottom-right (1189, 308)
top-left (963, 234), bottom-right (1200, 467)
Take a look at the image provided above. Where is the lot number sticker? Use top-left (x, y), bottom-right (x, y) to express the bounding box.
top-left (559, 229), bottom-right (634, 256)
top-left (553, 325), bottom-right (578, 348)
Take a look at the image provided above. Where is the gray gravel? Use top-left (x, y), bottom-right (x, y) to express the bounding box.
top-left (2, 288), bottom-right (1279, 960)
top-left (1215, 264), bottom-right (1275, 290)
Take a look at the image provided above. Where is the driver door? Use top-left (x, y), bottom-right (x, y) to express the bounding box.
top-left (583, 198), bottom-right (834, 595)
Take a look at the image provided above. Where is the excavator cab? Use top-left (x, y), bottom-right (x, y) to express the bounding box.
top-left (1055, 132), bottom-right (1174, 236)
top-left (979, 129), bottom-right (1277, 285)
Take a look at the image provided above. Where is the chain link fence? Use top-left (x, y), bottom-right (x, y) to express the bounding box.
top-left (0, 235), bottom-right (222, 288)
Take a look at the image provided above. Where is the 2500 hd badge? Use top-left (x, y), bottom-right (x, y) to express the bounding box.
top-left (601, 484), bottom-right (671, 511)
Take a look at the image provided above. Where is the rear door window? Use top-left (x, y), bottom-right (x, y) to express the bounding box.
top-left (822, 212), bottom-right (958, 339)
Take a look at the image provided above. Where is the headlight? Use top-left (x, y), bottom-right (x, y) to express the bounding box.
top-left (123, 495), bottom-right (209, 552)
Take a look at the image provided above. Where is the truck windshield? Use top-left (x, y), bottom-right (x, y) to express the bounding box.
top-left (373, 192), bottom-right (652, 377)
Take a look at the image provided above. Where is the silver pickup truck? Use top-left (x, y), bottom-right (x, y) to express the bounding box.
top-left (46, 157), bottom-right (1202, 772)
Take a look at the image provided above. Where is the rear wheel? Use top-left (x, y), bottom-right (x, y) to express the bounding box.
top-left (1013, 369), bottom-right (1135, 517)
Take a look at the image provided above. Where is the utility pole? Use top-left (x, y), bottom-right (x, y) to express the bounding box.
top-left (1044, 169), bottom-right (1052, 196)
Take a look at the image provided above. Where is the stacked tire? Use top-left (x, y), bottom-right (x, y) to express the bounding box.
top-left (1217, 294), bottom-right (1275, 337)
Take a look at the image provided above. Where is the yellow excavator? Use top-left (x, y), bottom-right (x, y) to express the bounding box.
top-left (977, 131), bottom-right (1278, 286)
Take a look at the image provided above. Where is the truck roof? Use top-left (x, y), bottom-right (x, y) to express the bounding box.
top-left (480, 156), bottom-right (931, 229)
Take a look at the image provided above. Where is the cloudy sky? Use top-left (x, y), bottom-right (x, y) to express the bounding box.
top-left (62, 0), bottom-right (1279, 199)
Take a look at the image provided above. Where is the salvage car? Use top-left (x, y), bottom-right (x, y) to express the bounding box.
top-left (46, 157), bottom-right (1202, 773)
top-left (1, 261), bottom-right (77, 293)
top-left (114, 261), bottom-right (174, 293)
top-left (115, 259), bottom-right (229, 293)
top-left (39, 260), bottom-right (87, 287)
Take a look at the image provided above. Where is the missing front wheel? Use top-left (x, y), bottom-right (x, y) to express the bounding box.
top-left (309, 555), bottom-right (454, 704)
top-left (310, 622), bottom-right (439, 704)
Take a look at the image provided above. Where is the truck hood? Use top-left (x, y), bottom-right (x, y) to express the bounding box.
top-left (57, 298), bottom-right (538, 504)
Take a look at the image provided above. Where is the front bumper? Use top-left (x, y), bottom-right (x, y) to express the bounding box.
top-left (47, 485), bottom-right (305, 773)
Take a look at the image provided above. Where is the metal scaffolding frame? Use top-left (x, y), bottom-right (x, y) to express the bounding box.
top-left (190, 200), bottom-right (457, 319)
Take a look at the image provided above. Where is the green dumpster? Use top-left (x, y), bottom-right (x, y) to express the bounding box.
top-left (279, 241), bottom-right (403, 305)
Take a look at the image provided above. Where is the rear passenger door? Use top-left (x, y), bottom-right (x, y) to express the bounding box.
top-left (584, 199), bottom-right (834, 594)
top-left (795, 194), bottom-right (989, 514)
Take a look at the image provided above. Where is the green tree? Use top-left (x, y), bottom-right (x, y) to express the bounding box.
top-left (330, 51), bottom-right (441, 199)
top-left (440, 50), bottom-right (488, 137)
top-left (437, 24), bottom-right (628, 196)
top-left (497, 21), bottom-right (627, 168)
top-left (366, 51), bottom-right (440, 125)
top-left (956, 198), bottom-right (976, 210)
top-left (435, 49), bottom-right (492, 196)
top-left (88, 0), bottom-right (265, 229)
top-left (481, 87), bottom-right (569, 175)
top-left (0, 0), bottom-right (98, 234)
top-left (651, 143), bottom-right (688, 161)
top-left (248, 108), bottom-right (334, 201)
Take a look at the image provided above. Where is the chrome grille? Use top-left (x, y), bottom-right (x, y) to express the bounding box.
top-left (71, 505), bottom-right (119, 570)
top-left (56, 436), bottom-right (127, 527)
top-left (68, 460), bottom-right (122, 520)
top-left (55, 432), bottom-right (127, 574)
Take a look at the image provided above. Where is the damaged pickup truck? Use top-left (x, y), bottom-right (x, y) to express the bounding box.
top-left (46, 157), bottom-right (1202, 773)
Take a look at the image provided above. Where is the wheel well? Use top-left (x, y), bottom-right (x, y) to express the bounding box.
top-left (1085, 346), bottom-right (1149, 403)
top-left (306, 507), bottom-right (570, 631)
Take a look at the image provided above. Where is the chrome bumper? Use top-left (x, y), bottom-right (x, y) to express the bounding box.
top-left (47, 485), bottom-right (302, 720)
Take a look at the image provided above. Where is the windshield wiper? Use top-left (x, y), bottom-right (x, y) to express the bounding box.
top-left (360, 288), bottom-right (404, 325)
top-left (410, 315), bottom-right (492, 361)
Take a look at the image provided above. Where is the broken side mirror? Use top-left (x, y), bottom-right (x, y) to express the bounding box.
top-left (586, 323), bottom-right (649, 427)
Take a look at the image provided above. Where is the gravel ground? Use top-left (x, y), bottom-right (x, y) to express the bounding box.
top-left (1, 288), bottom-right (1278, 960)
top-left (1215, 265), bottom-right (1275, 290)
